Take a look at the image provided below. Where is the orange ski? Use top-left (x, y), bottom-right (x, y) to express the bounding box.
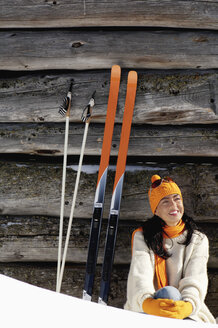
top-left (99, 70), bottom-right (138, 305)
top-left (83, 65), bottom-right (121, 301)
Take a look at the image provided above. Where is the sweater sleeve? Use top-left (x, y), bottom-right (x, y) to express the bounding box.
top-left (124, 230), bottom-right (155, 312)
top-left (179, 233), bottom-right (209, 315)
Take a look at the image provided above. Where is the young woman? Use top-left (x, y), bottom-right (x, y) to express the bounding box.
top-left (124, 175), bottom-right (216, 323)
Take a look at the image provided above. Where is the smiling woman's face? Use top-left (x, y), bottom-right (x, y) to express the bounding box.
top-left (155, 194), bottom-right (184, 226)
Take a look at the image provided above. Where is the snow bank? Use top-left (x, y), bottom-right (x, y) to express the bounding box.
top-left (0, 275), bottom-right (215, 328)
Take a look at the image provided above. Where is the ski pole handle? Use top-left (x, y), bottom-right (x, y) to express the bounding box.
top-left (81, 91), bottom-right (96, 123)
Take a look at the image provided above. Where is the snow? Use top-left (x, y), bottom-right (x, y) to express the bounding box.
top-left (0, 275), bottom-right (215, 328)
top-left (67, 164), bottom-right (166, 174)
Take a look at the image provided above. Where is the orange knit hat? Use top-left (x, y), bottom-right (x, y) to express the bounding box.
top-left (148, 174), bottom-right (183, 214)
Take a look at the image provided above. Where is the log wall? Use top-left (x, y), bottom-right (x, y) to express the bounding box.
top-left (0, 0), bottom-right (217, 319)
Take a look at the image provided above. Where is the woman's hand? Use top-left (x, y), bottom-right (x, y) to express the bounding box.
top-left (142, 298), bottom-right (174, 317)
top-left (142, 298), bottom-right (192, 319)
top-left (160, 300), bottom-right (193, 319)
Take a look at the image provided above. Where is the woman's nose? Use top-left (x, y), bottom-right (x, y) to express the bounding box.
top-left (169, 199), bottom-right (177, 207)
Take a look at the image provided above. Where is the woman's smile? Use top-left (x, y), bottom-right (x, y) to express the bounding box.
top-left (155, 194), bottom-right (184, 226)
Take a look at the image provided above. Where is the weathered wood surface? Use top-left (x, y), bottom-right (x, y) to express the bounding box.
top-left (0, 124), bottom-right (217, 157)
top-left (1, 30), bottom-right (218, 70)
top-left (0, 161), bottom-right (217, 221)
top-left (0, 264), bottom-right (217, 317)
top-left (0, 0), bottom-right (217, 319)
top-left (0, 216), bottom-right (217, 268)
top-left (1, 0), bottom-right (218, 29)
top-left (0, 71), bottom-right (218, 124)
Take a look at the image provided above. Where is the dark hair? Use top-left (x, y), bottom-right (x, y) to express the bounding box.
top-left (142, 213), bottom-right (200, 260)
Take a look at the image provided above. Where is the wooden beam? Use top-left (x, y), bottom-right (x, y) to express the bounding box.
top-left (0, 1), bottom-right (218, 30)
top-left (0, 123), bottom-right (217, 157)
top-left (0, 264), bottom-right (217, 317)
top-left (0, 161), bottom-right (217, 221)
top-left (0, 71), bottom-right (217, 124)
top-left (0, 217), bottom-right (217, 268)
top-left (1, 29), bottom-right (218, 70)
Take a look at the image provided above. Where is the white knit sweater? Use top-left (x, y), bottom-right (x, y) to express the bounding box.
top-left (124, 229), bottom-right (216, 323)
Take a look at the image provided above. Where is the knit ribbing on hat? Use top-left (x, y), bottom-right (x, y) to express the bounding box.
top-left (148, 175), bottom-right (182, 214)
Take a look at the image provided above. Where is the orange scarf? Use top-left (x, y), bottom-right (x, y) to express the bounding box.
top-left (155, 219), bottom-right (186, 289)
top-left (131, 220), bottom-right (185, 289)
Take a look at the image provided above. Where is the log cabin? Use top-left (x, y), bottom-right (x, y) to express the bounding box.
top-left (0, 0), bottom-right (217, 319)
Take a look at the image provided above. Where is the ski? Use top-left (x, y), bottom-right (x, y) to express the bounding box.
top-left (83, 65), bottom-right (121, 301)
top-left (98, 70), bottom-right (138, 305)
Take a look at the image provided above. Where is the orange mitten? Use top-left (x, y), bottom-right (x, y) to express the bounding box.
top-left (160, 300), bottom-right (193, 319)
top-left (142, 298), bottom-right (174, 317)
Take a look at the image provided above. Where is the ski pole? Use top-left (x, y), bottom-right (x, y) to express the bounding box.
top-left (57, 91), bottom-right (96, 293)
top-left (56, 81), bottom-right (73, 292)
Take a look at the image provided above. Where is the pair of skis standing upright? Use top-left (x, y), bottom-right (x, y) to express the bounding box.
top-left (57, 65), bottom-right (138, 306)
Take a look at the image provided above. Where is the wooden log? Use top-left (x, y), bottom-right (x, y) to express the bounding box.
top-left (1, 0), bottom-right (218, 30)
top-left (0, 123), bottom-right (217, 157)
top-left (0, 216), bottom-right (217, 268)
top-left (0, 263), bottom-right (217, 317)
top-left (0, 161), bottom-right (217, 221)
top-left (0, 71), bottom-right (217, 124)
top-left (1, 29), bottom-right (218, 70)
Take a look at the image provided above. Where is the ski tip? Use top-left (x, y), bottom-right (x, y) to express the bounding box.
top-left (111, 65), bottom-right (121, 80)
top-left (112, 64), bottom-right (121, 71)
top-left (128, 70), bottom-right (138, 84)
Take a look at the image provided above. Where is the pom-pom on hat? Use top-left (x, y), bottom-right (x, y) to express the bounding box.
top-left (148, 175), bottom-right (182, 214)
